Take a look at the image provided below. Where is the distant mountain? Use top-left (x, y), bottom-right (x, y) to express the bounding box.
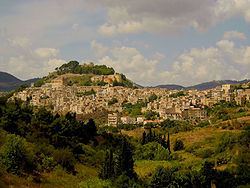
top-left (155, 79), bottom-right (250, 90)
top-left (0, 71), bottom-right (39, 91)
top-left (155, 84), bottom-right (185, 90)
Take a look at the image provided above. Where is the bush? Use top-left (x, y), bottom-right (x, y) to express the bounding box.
top-left (53, 148), bottom-right (76, 173)
top-left (113, 174), bottom-right (141, 188)
top-left (41, 155), bottom-right (56, 172)
top-left (173, 139), bottom-right (184, 151)
top-left (134, 142), bottom-right (170, 161)
top-left (150, 166), bottom-right (175, 188)
top-left (0, 134), bottom-right (34, 175)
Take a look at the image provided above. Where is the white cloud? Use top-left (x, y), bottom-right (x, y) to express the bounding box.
top-left (91, 40), bottom-right (109, 57)
top-left (161, 40), bottom-right (250, 86)
top-left (34, 48), bottom-right (59, 58)
top-left (2, 55), bottom-right (66, 80)
top-left (98, 46), bottom-right (160, 85)
top-left (223, 31), bottom-right (247, 40)
top-left (45, 59), bottom-right (66, 74)
top-left (8, 36), bottom-right (31, 48)
top-left (94, 39), bottom-right (250, 86)
top-left (72, 23), bottom-right (79, 31)
top-left (96, 0), bottom-right (250, 36)
top-left (99, 24), bottom-right (117, 36)
top-left (216, 40), bottom-right (234, 52)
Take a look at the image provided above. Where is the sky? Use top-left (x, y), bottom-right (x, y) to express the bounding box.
top-left (0, 0), bottom-right (250, 86)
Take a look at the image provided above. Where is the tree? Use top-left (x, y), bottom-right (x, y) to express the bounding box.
top-left (200, 161), bottom-right (216, 188)
top-left (142, 131), bottom-right (146, 145)
top-left (167, 131), bottom-right (171, 153)
top-left (150, 166), bottom-right (174, 188)
top-left (0, 135), bottom-right (32, 175)
top-left (53, 148), bottom-right (76, 173)
top-left (114, 138), bottom-right (136, 179)
top-left (148, 93), bottom-right (158, 102)
top-left (135, 142), bottom-right (170, 161)
top-left (173, 139), bottom-right (184, 151)
top-left (85, 119), bottom-right (97, 138)
top-left (144, 110), bottom-right (159, 120)
top-left (100, 149), bottom-right (114, 180)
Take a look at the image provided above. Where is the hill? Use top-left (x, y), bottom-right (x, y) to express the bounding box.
top-left (0, 71), bottom-right (39, 91)
top-left (154, 84), bottom-right (184, 90)
top-left (34, 61), bottom-right (136, 88)
top-left (155, 79), bottom-right (250, 90)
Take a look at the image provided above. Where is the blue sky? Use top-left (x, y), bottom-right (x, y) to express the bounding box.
top-left (0, 0), bottom-right (250, 86)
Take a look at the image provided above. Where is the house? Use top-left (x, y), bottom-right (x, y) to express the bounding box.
top-left (108, 113), bottom-right (118, 126)
top-left (136, 116), bottom-right (145, 124)
top-left (221, 84), bottom-right (232, 94)
top-left (120, 116), bottom-right (136, 124)
top-left (182, 106), bottom-right (207, 120)
top-left (164, 107), bottom-right (182, 120)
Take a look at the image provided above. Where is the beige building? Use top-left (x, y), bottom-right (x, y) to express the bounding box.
top-left (136, 116), bottom-right (145, 124)
top-left (121, 116), bottom-right (136, 124)
top-left (108, 113), bottom-right (118, 126)
top-left (164, 107), bottom-right (182, 120)
top-left (221, 84), bottom-right (232, 94)
top-left (182, 107), bottom-right (207, 120)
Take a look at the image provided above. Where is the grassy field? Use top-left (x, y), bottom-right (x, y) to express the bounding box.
top-left (1, 164), bottom-right (98, 188)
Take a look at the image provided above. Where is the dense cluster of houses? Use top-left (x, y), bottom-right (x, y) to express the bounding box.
top-left (11, 75), bottom-right (250, 127)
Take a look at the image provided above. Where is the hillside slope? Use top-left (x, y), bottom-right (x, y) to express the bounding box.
top-left (0, 71), bottom-right (39, 91)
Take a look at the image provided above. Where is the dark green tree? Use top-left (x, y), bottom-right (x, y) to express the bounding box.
top-left (173, 139), bottom-right (184, 151)
top-left (100, 149), bottom-right (114, 180)
top-left (167, 131), bottom-right (171, 153)
top-left (85, 118), bottom-right (97, 137)
top-left (200, 161), bottom-right (216, 188)
top-left (150, 166), bottom-right (174, 188)
top-left (0, 135), bottom-right (33, 175)
top-left (142, 131), bottom-right (146, 145)
top-left (114, 138), bottom-right (136, 179)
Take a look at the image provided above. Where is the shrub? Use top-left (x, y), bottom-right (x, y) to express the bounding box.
top-left (41, 155), bottom-right (56, 172)
top-left (150, 166), bottom-right (175, 188)
top-left (173, 139), bottom-right (184, 151)
top-left (134, 142), bottom-right (170, 161)
top-left (53, 148), bottom-right (76, 173)
top-left (0, 134), bottom-right (33, 175)
top-left (113, 174), bottom-right (141, 188)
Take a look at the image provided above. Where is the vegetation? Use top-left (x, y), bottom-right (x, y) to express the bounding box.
top-left (148, 93), bottom-right (158, 102)
top-left (108, 98), bottom-right (118, 106)
top-left (173, 139), bottom-right (184, 151)
top-left (169, 91), bottom-right (186, 98)
top-left (57, 61), bottom-right (115, 75)
top-left (0, 95), bottom-right (249, 187)
top-left (144, 110), bottom-right (159, 120)
top-left (122, 101), bottom-right (147, 117)
top-left (76, 89), bottom-right (96, 97)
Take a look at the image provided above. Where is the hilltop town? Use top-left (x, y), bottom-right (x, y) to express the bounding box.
top-left (11, 62), bottom-right (250, 127)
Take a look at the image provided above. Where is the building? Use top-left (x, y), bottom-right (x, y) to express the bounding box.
top-left (51, 77), bottom-right (65, 89)
top-left (120, 116), bottom-right (136, 124)
top-left (143, 119), bottom-right (163, 125)
top-left (164, 107), bottom-right (182, 120)
top-left (221, 84), bottom-right (232, 94)
top-left (108, 113), bottom-right (118, 126)
top-left (136, 116), bottom-right (145, 124)
top-left (182, 106), bottom-right (207, 120)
